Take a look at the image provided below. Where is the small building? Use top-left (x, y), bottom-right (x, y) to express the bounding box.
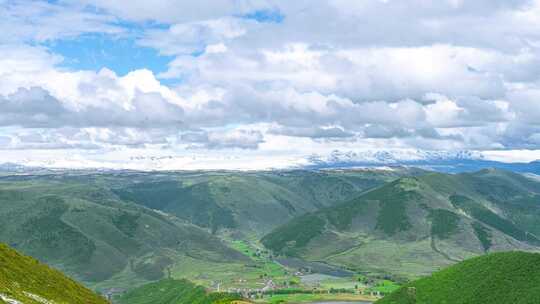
top-left (261, 279), bottom-right (276, 292)
top-left (102, 288), bottom-right (126, 301)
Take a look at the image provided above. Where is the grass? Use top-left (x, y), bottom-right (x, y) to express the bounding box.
top-left (0, 169), bottom-right (404, 290)
top-left (5, 168), bottom-right (540, 295)
top-left (230, 240), bottom-right (289, 280)
top-left (369, 280), bottom-right (401, 294)
top-left (114, 181), bottom-right (237, 233)
top-left (170, 253), bottom-right (290, 290)
top-left (450, 194), bottom-right (539, 244)
top-left (0, 243), bottom-right (107, 304)
top-left (319, 277), bottom-right (361, 290)
top-left (260, 168), bottom-right (540, 283)
top-left (261, 178), bottom-right (423, 256)
top-left (0, 178), bottom-right (246, 287)
top-left (261, 215), bottom-right (326, 256)
top-left (377, 251), bottom-right (540, 304)
top-left (112, 170), bottom-right (398, 237)
top-left (117, 279), bottom-right (243, 304)
top-left (326, 239), bottom-right (457, 279)
top-left (256, 292), bottom-right (377, 303)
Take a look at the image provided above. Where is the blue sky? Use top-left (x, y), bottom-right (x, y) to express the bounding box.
top-left (47, 34), bottom-right (173, 76)
top-left (241, 9), bottom-right (285, 23)
top-left (1, 0), bottom-right (540, 169)
top-left (45, 8), bottom-right (284, 77)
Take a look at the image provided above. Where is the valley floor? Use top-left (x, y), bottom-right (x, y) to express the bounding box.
top-left (254, 293), bottom-right (377, 303)
top-left (176, 238), bottom-right (386, 304)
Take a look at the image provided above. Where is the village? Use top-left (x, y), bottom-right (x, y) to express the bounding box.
top-left (100, 239), bottom-right (395, 303)
top-left (205, 241), bottom-right (388, 303)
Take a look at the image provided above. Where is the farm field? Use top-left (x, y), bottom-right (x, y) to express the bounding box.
top-left (255, 293), bottom-right (377, 303)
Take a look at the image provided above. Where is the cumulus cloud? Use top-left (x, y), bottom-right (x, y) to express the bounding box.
top-left (0, 0), bottom-right (123, 43)
top-left (0, 87), bottom-right (71, 128)
top-left (139, 18), bottom-right (247, 56)
top-left (269, 126), bottom-right (354, 139)
top-left (0, 86), bottom-right (185, 129)
top-left (182, 129), bottom-right (264, 150)
top-left (2, 0), bottom-right (540, 167)
top-left (76, 0), bottom-right (268, 23)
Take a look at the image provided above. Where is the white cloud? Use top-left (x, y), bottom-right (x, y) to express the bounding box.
top-left (76, 0), bottom-right (268, 24)
top-left (2, 0), bottom-right (540, 168)
top-left (138, 18), bottom-right (247, 56)
top-left (0, 1), bottom-right (123, 43)
top-left (184, 129), bottom-right (265, 150)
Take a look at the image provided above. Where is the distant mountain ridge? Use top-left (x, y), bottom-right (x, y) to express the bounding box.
top-left (0, 175), bottom-right (247, 289)
top-left (3, 149), bottom-right (540, 173)
top-left (308, 149), bottom-right (484, 165)
top-left (110, 169), bottom-right (411, 236)
top-left (305, 149), bottom-right (540, 174)
top-left (3, 166), bottom-right (540, 294)
top-left (262, 169), bottom-right (540, 279)
top-left (0, 169), bottom-right (404, 290)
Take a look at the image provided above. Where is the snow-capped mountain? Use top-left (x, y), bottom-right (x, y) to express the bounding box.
top-left (2, 149), bottom-right (540, 174)
top-left (303, 149), bottom-right (540, 173)
top-left (306, 150), bottom-right (484, 166)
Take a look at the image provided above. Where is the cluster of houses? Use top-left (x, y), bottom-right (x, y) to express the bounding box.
top-left (223, 279), bottom-right (277, 299)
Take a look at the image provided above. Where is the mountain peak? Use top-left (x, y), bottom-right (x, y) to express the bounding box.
top-left (306, 149), bottom-right (484, 168)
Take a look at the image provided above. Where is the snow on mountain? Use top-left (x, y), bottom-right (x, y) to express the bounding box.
top-left (2, 149), bottom-right (540, 174)
top-left (306, 149), bottom-right (484, 167)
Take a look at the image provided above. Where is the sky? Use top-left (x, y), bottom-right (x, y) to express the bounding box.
top-left (2, 0), bottom-right (540, 170)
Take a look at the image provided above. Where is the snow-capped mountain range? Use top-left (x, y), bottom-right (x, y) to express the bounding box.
top-left (306, 150), bottom-right (484, 166)
top-left (1, 149), bottom-right (540, 174)
top-left (304, 150), bottom-right (540, 174)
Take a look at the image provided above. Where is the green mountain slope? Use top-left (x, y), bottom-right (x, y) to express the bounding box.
top-left (117, 279), bottom-right (243, 304)
top-left (0, 176), bottom-right (246, 289)
top-left (377, 251), bottom-right (540, 304)
top-left (262, 169), bottom-right (540, 278)
top-left (0, 169), bottom-right (402, 290)
top-left (111, 169), bottom-right (407, 236)
top-left (0, 243), bottom-right (107, 304)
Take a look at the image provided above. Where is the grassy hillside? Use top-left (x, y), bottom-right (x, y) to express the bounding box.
top-left (111, 169), bottom-right (406, 236)
top-left (0, 169), bottom-right (401, 290)
top-left (0, 176), bottom-right (246, 289)
top-left (5, 168), bottom-right (537, 291)
top-left (117, 279), bottom-right (243, 304)
top-left (262, 169), bottom-right (540, 278)
top-left (0, 243), bottom-right (107, 304)
top-left (377, 251), bottom-right (540, 304)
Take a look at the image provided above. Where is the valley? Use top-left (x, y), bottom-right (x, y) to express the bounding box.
top-left (5, 1), bottom-right (540, 303)
top-left (1, 167), bottom-right (540, 303)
